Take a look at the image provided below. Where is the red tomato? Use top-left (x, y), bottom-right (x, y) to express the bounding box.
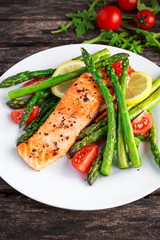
top-left (131, 111), bottom-right (153, 134)
top-left (71, 145), bottom-right (98, 173)
top-left (23, 77), bottom-right (49, 87)
top-left (112, 61), bottom-right (134, 75)
top-left (97, 6), bottom-right (122, 31)
top-left (118, 0), bottom-right (138, 11)
top-left (11, 109), bottom-right (25, 124)
top-left (26, 106), bottom-right (39, 123)
top-left (11, 106), bottom-right (39, 124)
top-left (135, 10), bottom-right (156, 29)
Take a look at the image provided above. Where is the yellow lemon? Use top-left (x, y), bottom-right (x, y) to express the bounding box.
top-left (51, 60), bottom-right (85, 98)
top-left (126, 71), bottom-right (152, 105)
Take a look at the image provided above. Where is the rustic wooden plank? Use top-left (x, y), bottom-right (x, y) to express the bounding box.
top-left (0, 191), bottom-right (160, 240)
top-left (0, 0), bottom-right (88, 20)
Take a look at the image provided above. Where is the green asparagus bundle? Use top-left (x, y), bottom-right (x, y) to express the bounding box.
top-left (107, 64), bottom-right (141, 168)
top-left (8, 53), bottom-right (129, 100)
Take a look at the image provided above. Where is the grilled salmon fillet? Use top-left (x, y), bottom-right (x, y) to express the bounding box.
top-left (17, 70), bottom-right (110, 170)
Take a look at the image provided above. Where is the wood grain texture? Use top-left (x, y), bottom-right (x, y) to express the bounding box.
top-left (0, 0), bottom-right (160, 239)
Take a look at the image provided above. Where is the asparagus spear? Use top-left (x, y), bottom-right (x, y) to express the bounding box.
top-left (69, 125), bottom-right (108, 157)
top-left (17, 99), bottom-right (60, 145)
top-left (6, 88), bottom-right (53, 109)
top-left (0, 69), bottom-right (55, 88)
top-left (8, 53), bottom-right (129, 99)
top-left (117, 59), bottom-right (129, 168)
top-left (87, 146), bottom-right (105, 186)
top-left (0, 48), bottom-right (110, 88)
top-left (129, 88), bottom-right (160, 120)
top-left (6, 97), bottom-right (31, 109)
top-left (148, 109), bottom-right (160, 167)
top-left (75, 48), bottom-right (110, 62)
top-left (77, 117), bottom-right (108, 141)
top-left (107, 65), bottom-right (141, 167)
top-left (82, 48), bottom-right (117, 176)
top-left (19, 90), bottom-right (44, 128)
top-left (24, 97), bottom-right (58, 131)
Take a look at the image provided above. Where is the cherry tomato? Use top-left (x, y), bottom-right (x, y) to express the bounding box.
top-left (23, 77), bottom-right (49, 87)
top-left (26, 106), bottom-right (39, 123)
top-left (131, 111), bottom-right (153, 134)
top-left (118, 0), bottom-right (138, 11)
top-left (11, 106), bottom-right (39, 124)
top-left (11, 109), bottom-right (25, 124)
top-left (97, 6), bottom-right (122, 31)
top-left (71, 145), bottom-right (98, 173)
top-left (135, 10), bottom-right (156, 29)
top-left (112, 61), bottom-right (134, 75)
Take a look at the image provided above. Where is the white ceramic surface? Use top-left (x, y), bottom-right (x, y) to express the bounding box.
top-left (0, 44), bottom-right (160, 210)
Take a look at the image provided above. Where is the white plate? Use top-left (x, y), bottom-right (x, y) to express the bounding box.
top-left (0, 44), bottom-right (160, 210)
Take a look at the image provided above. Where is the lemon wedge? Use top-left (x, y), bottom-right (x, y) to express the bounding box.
top-left (51, 60), bottom-right (85, 98)
top-left (126, 71), bottom-right (152, 105)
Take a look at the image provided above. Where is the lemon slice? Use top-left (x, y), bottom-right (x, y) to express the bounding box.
top-left (126, 71), bottom-right (152, 105)
top-left (51, 60), bottom-right (85, 98)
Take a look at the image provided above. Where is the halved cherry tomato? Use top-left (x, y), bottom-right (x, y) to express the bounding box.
top-left (11, 109), bottom-right (25, 124)
top-left (26, 106), bottom-right (39, 123)
top-left (23, 77), bottom-right (49, 87)
top-left (112, 61), bottom-right (134, 75)
top-left (71, 145), bottom-right (98, 173)
top-left (135, 10), bottom-right (156, 29)
top-left (131, 111), bottom-right (153, 134)
top-left (11, 106), bottom-right (39, 124)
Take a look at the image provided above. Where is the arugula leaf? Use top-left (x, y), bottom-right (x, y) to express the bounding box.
top-left (121, 22), bottom-right (160, 49)
top-left (51, 0), bottom-right (98, 37)
top-left (83, 30), bottom-right (143, 54)
top-left (137, 0), bottom-right (160, 15)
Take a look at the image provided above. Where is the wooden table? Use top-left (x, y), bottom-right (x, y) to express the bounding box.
top-left (0, 0), bottom-right (160, 239)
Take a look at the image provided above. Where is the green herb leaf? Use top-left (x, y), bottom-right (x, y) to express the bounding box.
top-left (137, 0), bottom-right (160, 15)
top-left (121, 21), bottom-right (160, 49)
top-left (51, 0), bottom-right (98, 37)
top-left (83, 30), bottom-right (143, 54)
